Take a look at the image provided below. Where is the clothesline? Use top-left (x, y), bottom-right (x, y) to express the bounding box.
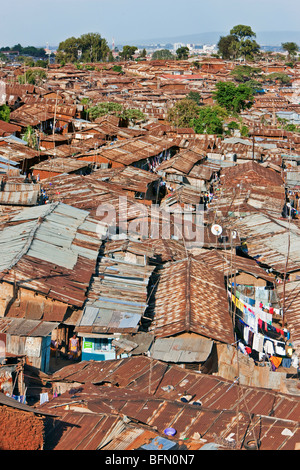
top-left (228, 290), bottom-right (291, 359)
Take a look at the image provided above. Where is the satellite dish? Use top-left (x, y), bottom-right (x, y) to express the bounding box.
top-left (211, 224), bottom-right (223, 236)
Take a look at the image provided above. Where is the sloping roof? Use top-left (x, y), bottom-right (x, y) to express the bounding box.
top-left (0, 182), bottom-right (40, 206)
top-left (149, 257), bottom-right (234, 344)
top-left (150, 333), bottom-right (213, 363)
top-left (93, 166), bottom-right (160, 193)
top-left (0, 202), bottom-right (106, 307)
top-left (230, 213), bottom-right (300, 274)
top-left (92, 135), bottom-right (176, 166)
top-left (194, 249), bottom-right (275, 282)
top-left (45, 356), bottom-right (300, 450)
top-left (156, 148), bottom-right (204, 175)
top-left (0, 392), bottom-right (56, 417)
top-left (220, 160), bottom-right (284, 187)
top-left (0, 317), bottom-right (59, 337)
top-left (76, 242), bottom-right (155, 335)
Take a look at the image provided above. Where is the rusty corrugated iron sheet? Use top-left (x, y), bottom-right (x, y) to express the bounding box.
top-left (42, 360), bottom-right (300, 450)
top-left (149, 257), bottom-right (234, 344)
top-left (0, 202), bottom-right (106, 308)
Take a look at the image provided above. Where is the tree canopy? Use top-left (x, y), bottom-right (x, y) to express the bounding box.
top-left (167, 98), bottom-right (200, 128)
top-left (0, 44), bottom-right (46, 58)
top-left (18, 68), bottom-right (47, 85)
top-left (213, 81), bottom-right (254, 114)
top-left (152, 49), bottom-right (174, 60)
top-left (119, 45), bottom-right (138, 61)
top-left (57, 33), bottom-right (109, 63)
top-left (191, 106), bottom-right (227, 135)
top-left (217, 25), bottom-right (260, 60)
top-left (0, 105), bottom-right (10, 122)
top-left (282, 42), bottom-right (299, 60)
top-left (230, 65), bottom-right (263, 92)
top-left (186, 91), bottom-right (202, 105)
top-left (176, 46), bottom-right (189, 60)
top-left (87, 101), bottom-right (146, 124)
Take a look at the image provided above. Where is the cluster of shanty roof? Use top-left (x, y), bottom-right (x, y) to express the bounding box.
top-left (0, 56), bottom-right (300, 451)
top-left (29, 355), bottom-right (299, 450)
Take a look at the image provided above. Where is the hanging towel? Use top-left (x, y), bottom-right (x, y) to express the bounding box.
top-left (264, 339), bottom-right (275, 355)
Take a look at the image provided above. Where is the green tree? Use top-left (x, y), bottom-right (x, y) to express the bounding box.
top-left (122, 108), bottom-right (146, 125)
top-left (282, 42), bottom-right (299, 60)
top-left (23, 126), bottom-right (37, 148)
top-left (186, 91), bottom-right (202, 105)
top-left (218, 25), bottom-right (260, 60)
top-left (108, 51), bottom-right (115, 62)
top-left (213, 81), bottom-right (254, 114)
top-left (88, 102), bottom-right (123, 120)
top-left (120, 45), bottom-right (138, 60)
top-left (230, 25), bottom-right (260, 60)
top-left (265, 72), bottom-right (291, 86)
top-left (112, 65), bottom-right (123, 73)
top-left (57, 36), bottom-right (81, 63)
top-left (152, 49), bottom-right (174, 60)
top-left (80, 32), bottom-right (109, 62)
top-left (176, 46), bottom-right (189, 60)
top-left (231, 65), bottom-right (262, 82)
top-left (230, 24), bottom-right (256, 41)
top-left (18, 68), bottom-right (47, 85)
top-left (240, 125), bottom-right (249, 137)
top-left (239, 38), bottom-right (260, 60)
top-left (57, 33), bottom-right (109, 64)
top-left (167, 98), bottom-right (200, 127)
top-left (140, 48), bottom-right (147, 58)
top-left (231, 65), bottom-right (263, 92)
top-left (217, 34), bottom-right (239, 59)
top-left (0, 105), bottom-right (10, 122)
top-left (35, 59), bottom-right (48, 68)
top-left (191, 105), bottom-right (227, 135)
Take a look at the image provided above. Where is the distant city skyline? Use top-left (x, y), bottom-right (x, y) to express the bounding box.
top-left (0, 0), bottom-right (300, 48)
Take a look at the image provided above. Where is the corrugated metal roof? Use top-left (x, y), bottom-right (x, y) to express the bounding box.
top-left (149, 257), bottom-right (234, 344)
top-left (230, 213), bottom-right (300, 274)
top-left (150, 334), bottom-right (213, 363)
top-left (0, 202), bottom-right (106, 307)
top-left (0, 317), bottom-right (59, 336)
top-left (46, 357), bottom-right (300, 450)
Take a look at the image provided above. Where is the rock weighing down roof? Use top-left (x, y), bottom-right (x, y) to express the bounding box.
top-left (0, 202), bottom-right (107, 307)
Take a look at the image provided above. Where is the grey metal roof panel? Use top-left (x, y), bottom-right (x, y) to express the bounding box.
top-left (71, 243), bottom-right (99, 260)
top-left (78, 306), bottom-right (99, 326)
top-left (34, 223), bottom-right (74, 249)
top-left (27, 238), bottom-right (78, 269)
top-left (45, 212), bottom-right (82, 231)
top-left (54, 202), bottom-right (89, 221)
top-left (151, 335), bottom-right (213, 363)
top-left (12, 203), bottom-right (56, 221)
top-left (0, 220), bottom-right (37, 271)
top-left (29, 321), bottom-right (59, 337)
top-left (4, 319), bottom-right (40, 336)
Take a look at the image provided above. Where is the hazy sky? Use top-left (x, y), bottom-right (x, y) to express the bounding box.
top-left (0, 0), bottom-right (300, 47)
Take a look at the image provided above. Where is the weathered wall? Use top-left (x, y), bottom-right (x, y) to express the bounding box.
top-left (0, 407), bottom-right (45, 450)
top-left (215, 343), bottom-right (290, 393)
